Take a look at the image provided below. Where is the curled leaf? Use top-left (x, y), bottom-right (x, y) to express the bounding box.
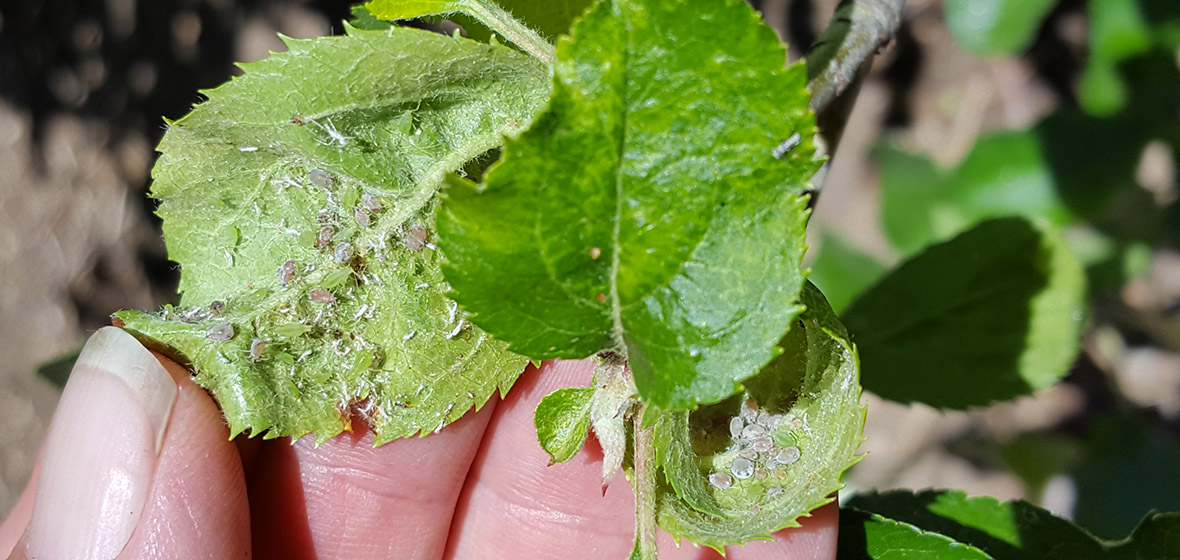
top-left (116, 26), bottom-right (549, 444)
top-left (654, 282), bottom-right (865, 549)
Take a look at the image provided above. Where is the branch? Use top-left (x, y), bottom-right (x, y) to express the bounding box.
top-left (802, 0), bottom-right (905, 202)
top-left (806, 0), bottom-right (905, 117)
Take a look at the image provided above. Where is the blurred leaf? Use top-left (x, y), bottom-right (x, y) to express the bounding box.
top-left (846, 489), bottom-right (1108, 559)
top-left (838, 507), bottom-right (994, 560)
top-left (951, 131), bottom-right (1073, 226)
top-left (36, 347), bottom-right (81, 389)
top-left (875, 144), bottom-right (960, 255)
top-left (1081, 0), bottom-right (1153, 116)
top-left (1033, 110), bottom-right (1144, 219)
top-left (534, 386), bottom-right (593, 464)
top-left (844, 217), bottom-right (1086, 409)
top-left (999, 432), bottom-right (1081, 497)
top-left (1072, 416), bottom-right (1180, 540)
top-left (808, 231), bottom-right (888, 314)
top-left (944, 0), bottom-right (1057, 56)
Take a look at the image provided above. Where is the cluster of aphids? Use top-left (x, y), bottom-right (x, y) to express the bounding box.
top-left (707, 398), bottom-right (803, 500)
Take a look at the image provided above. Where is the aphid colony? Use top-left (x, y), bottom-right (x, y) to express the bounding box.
top-left (707, 398), bottom-right (803, 496)
top-left (199, 164), bottom-right (439, 362)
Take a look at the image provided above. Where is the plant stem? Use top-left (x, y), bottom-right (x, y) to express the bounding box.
top-left (803, 0), bottom-right (905, 203)
top-left (463, 0), bottom-right (556, 64)
top-left (631, 405), bottom-right (658, 559)
top-left (806, 0), bottom-right (905, 117)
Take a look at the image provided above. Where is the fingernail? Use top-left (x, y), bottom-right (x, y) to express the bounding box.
top-left (18, 327), bottom-right (177, 560)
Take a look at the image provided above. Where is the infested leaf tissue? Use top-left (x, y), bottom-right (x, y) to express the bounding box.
top-left (112, 0), bottom-right (1108, 556)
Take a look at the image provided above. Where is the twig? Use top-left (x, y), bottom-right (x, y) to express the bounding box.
top-left (802, 0), bottom-right (905, 203)
top-left (806, 0), bottom-right (905, 117)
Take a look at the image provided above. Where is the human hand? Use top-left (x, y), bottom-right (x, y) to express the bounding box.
top-left (0, 327), bottom-right (837, 559)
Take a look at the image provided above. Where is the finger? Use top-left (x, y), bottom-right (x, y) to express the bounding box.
top-left (117, 353), bottom-right (251, 559)
top-left (245, 398), bottom-right (498, 559)
top-left (0, 464), bottom-right (37, 557)
top-left (449, 359), bottom-right (838, 559)
top-left (449, 359), bottom-right (678, 559)
top-left (725, 502), bottom-right (838, 560)
top-left (6, 327), bottom-right (178, 560)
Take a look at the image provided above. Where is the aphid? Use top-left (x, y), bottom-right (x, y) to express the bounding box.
top-left (316, 225), bottom-right (334, 248)
top-left (751, 436), bottom-right (774, 453)
top-left (250, 339), bottom-right (267, 362)
top-left (308, 289), bottom-right (335, 303)
top-left (206, 323), bottom-right (235, 342)
top-left (110, 315), bottom-right (126, 328)
top-left (731, 456), bottom-right (755, 479)
top-left (772, 132), bottom-right (802, 159)
top-left (402, 330), bottom-right (416, 341)
top-left (361, 193), bottom-right (383, 212)
top-left (589, 246), bottom-right (602, 260)
top-left (355, 206), bottom-right (371, 228)
top-left (596, 293), bottom-right (607, 303)
top-left (754, 467), bottom-right (768, 480)
top-left (334, 242), bottom-right (353, 264)
top-left (740, 398), bottom-right (760, 422)
top-left (209, 300), bottom-right (225, 314)
top-left (308, 168), bottom-right (334, 188)
top-left (757, 410), bottom-right (773, 426)
top-left (290, 113), bottom-right (304, 125)
top-left (403, 226), bottom-right (429, 251)
top-left (729, 417), bottom-right (744, 439)
top-left (776, 446), bottom-right (801, 466)
top-left (766, 486), bottom-right (783, 499)
top-left (708, 472), bottom-right (733, 490)
top-left (738, 447), bottom-right (758, 461)
top-left (741, 423), bottom-right (767, 439)
top-left (277, 259), bottom-right (297, 286)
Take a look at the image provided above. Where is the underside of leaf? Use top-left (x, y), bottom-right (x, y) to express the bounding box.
top-left (654, 283), bottom-right (866, 549)
top-left (117, 25), bottom-right (549, 444)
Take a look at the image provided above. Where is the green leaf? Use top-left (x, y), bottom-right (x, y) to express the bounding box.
top-left (843, 217), bottom-right (1086, 409)
top-left (837, 507), bottom-right (995, 560)
top-left (363, 0), bottom-right (560, 62)
top-left (115, 26), bottom-right (549, 444)
top-left (944, 0), bottom-right (1057, 56)
top-left (807, 231), bottom-right (888, 314)
top-left (1108, 512), bottom-right (1180, 560)
top-left (1072, 416), bottom-right (1180, 540)
top-left (653, 282), bottom-right (865, 549)
top-left (437, 0), bottom-right (820, 410)
top-left (364, 0), bottom-right (592, 39)
top-left (846, 489), bottom-right (1106, 559)
top-left (951, 131), bottom-right (1073, 227)
top-left (874, 143), bottom-right (960, 256)
top-left (534, 386), bottom-right (593, 463)
top-left (1080, 0), bottom-right (1153, 116)
top-left (847, 489), bottom-right (1180, 559)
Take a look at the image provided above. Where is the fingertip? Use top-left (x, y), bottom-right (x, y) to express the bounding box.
top-left (724, 501), bottom-right (839, 560)
top-left (118, 353), bottom-right (251, 559)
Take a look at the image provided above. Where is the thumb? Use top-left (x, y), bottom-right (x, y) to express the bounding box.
top-left (6, 327), bottom-right (249, 560)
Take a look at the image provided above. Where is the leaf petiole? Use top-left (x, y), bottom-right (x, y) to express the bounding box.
top-left (459, 0), bottom-right (556, 63)
top-left (631, 403), bottom-right (659, 560)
